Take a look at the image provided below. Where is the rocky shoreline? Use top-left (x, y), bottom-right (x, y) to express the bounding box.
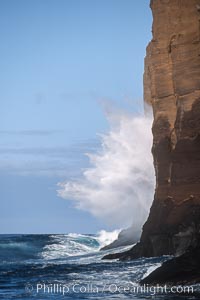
top-left (141, 244), bottom-right (200, 285)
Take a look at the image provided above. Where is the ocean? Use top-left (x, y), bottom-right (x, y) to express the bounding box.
top-left (0, 233), bottom-right (198, 299)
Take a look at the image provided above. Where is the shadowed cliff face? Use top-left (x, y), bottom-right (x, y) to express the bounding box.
top-left (142, 0), bottom-right (200, 257)
top-left (103, 0), bottom-right (200, 260)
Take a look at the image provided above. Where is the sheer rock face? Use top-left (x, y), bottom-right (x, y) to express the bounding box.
top-left (141, 0), bottom-right (200, 257)
top-left (103, 0), bottom-right (200, 261)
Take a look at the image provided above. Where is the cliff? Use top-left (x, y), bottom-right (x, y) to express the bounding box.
top-left (103, 0), bottom-right (200, 262)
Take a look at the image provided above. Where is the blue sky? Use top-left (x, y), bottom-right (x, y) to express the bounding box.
top-left (0, 0), bottom-right (152, 233)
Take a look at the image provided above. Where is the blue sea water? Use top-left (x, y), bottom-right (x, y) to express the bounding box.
top-left (0, 233), bottom-right (198, 299)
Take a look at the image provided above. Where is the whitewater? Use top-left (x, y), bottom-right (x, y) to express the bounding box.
top-left (58, 109), bottom-right (155, 232)
top-left (1, 232), bottom-right (197, 299)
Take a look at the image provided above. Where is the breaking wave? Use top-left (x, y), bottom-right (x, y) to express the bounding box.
top-left (41, 230), bottom-right (121, 259)
top-left (58, 108), bottom-right (155, 232)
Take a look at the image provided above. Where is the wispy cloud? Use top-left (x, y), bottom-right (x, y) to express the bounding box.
top-left (0, 140), bottom-right (99, 156)
top-left (0, 130), bottom-right (63, 136)
top-left (0, 139), bottom-right (99, 178)
top-left (0, 160), bottom-right (83, 178)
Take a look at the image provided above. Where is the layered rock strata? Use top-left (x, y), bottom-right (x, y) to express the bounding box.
top-left (103, 0), bottom-right (200, 261)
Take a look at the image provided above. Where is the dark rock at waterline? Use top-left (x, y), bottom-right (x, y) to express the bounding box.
top-left (102, 242), bottom-right (142, 260)
top-left (103, 1), bottom-right (200, 290)
top-left (103, 0), bottom-right (200, 289)
top-left (102, 200), bottom-right (200, 260)
top-left (141, 245), bottom-right (200, 285)
top-left (141, 0), bottom-right (200, 260)
top-left (103, 0), bottom-right (200, 264)
top-left (100, 226), bottom-right (139, 251)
